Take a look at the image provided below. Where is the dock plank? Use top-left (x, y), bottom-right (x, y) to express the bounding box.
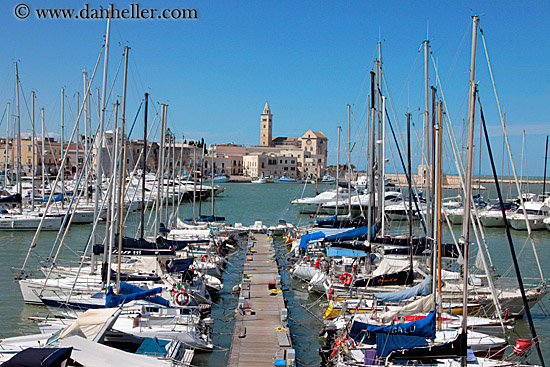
top-left (228, 233), bottom-right (292, 366)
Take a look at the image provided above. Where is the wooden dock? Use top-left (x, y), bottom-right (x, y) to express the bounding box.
top-left (228, 233), bottom-right (294, 367)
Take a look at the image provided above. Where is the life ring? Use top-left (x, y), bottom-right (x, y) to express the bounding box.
top-left (340, 272), bottom-right (353, 286)
top-left (303, 255), bottom-right (310, 262)
top-left (175, 291), bottom-right (190, 306)
top-left (201, 254), bottom-right (209, 262)
top-left (332, 337), bottom-right (341, 357)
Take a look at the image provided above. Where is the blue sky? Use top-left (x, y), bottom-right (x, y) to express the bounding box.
top-left (1, 0), bottom-right (549, 176)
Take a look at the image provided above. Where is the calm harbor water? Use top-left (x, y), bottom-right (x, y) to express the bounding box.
top-left (0, 181), bottom-right (549, 365)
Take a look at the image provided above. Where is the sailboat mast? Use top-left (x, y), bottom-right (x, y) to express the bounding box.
top-left (423, 39), bottom-right (431, 237)
top-left (76, 92), bottom-right (80, 183)
top-left (83, 71), bottom-right (89, 205)
top-left (377, 42), bottom-right (384, 225)
top-left (141, 93), bottom-right (148, 239)
top-left (31, 91), bottom-right (35, 210)
top-left (368, 71), bottom-right (376, 236)
top-left (157, 104), bottom-right (167, 233)
top-left (347, 104), bottom-right (352, 218)
top-left (367, 70), bottom-right (376, 241)
top-left (192, 145), bottom-right (197, 225)
top-left (434, 101), bottom-right (443, 328)
top-left (14, 62), bottom-right (22, 212)
top-left (61, 87), bottom-right (65, 208)
top-left (381, 96), bottom-right (386, 235)
top-left (106, 102), bottom-right (119, 290)
top-left (41, 109), bottom-right (45, 195)
top-left (335, 126), bottom-right (341, 219)
top-left (211, 147), bottom-right (215, 217)
top-left (431, 86), bottom-right (437, 240)
top-left (4, 102), bottom-right (9, 188)
top-left (93, 19), bottom-right (111, 260)
top-left (176, 134), bottom-right (184, 217)
top-left (460, 15), bottom-right (479, 366)
top-left (116, 46), bottom-right (130, 291)
top-left (407, 112), bottom-right (413, 275)
top-left (543, 135), bottom-right (548, 197)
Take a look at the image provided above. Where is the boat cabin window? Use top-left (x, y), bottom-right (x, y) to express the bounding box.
top-left (517, 209), bottom-right (540, 215)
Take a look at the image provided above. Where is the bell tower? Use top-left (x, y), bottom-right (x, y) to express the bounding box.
top-left (260, 101), bottom-right (272, 147)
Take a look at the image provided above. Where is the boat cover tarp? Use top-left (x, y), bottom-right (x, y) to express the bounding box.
top-left (378, 294), bottom-right (434, 323)
top-left (117, 235), bottom-right (169, 250)
top-left (105, 283), bottom-right (169, 308)
top-left (316, 215), bottom-right (336, 222)
top-left (165, 258), bottom-right (194, 273)
top-left (373, 276), bottom-right (432, 302)
top-left (372, 258), bottom-right (414, 277)
top-left (350, 310), bottom-right (436, 346)
top-left (326, 241), bottom-right (371, 253)
top-left (0, 347), bottom-right (73, 367)
top-left (388, 331), bottom-right (467, 361)
top-left (376, 333), bottom-right (428, 358)
top-left (59, 335), bottom-right (169, 367)
top-left (0, 193), bottom-right (21, 203)
top-left (155, 236), bottom-right (197, 250)
top-left (326, 247), bottom-right (369, 258)
top-left (135, 337), bottom-right (170, 356)
top-left (117, 282), bottom-right (169, 307)
top-left (59, 308), bottom-right (120, 340)
top-left (100, 264), bottom-right (162, 283)
top-left (299, 231), bottom-right (326, 249)
top-left (308, 227), bottom-right (349, 236)
top-left (324, 225), bottom-right (374, 241)
top-left (33, 193), bottom-right (63, 202)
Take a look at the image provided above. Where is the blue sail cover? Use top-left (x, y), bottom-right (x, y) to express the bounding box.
top-left (299, 231), bottom-right (326, 249)
top-left (326, 247), bottom-right (369, 258)
top-left (105, 282), bottom-right (170, 307)
top-left (324, 225), bottom-right (374, 241)
top-left (350, 310), bottom-right (436, 343)
top-left (34, 193), bottom-right (63, 202)
top-left (376, 334), bottom-right (428, 358)
top-left (316, 215), bottom-right (337, 222)
top-left (367, 310), bottom-right (436, 338)
top-left (165, 258), bottom-right (193, 273)
top-left (373, 276), bottom-right (432, 302)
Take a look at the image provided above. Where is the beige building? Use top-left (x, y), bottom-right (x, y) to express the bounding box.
top-left (0, 137), bottom-right (62, 177)
top-left (207, 144), bottom-right (245, 175)
top-left (243, 153), bottom-right (298, 178)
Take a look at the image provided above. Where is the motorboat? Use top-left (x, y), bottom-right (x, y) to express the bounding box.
top-left (276, 175), bottom-right (301, 183)
top-left (291, 189), bottom-right (351, 214)
top-left (479, 202), bottom-right (518, 227)
top-left (320, 175), bottom-right (336, 184)
top-left (507, 201), bottom-right (550, 230)
top-left (251, 177), bottom-right (267, 184)
top-left (322, 191), bottom-right (403, 217)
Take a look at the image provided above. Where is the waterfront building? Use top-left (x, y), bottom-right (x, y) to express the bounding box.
top-left (254, 102), bottom-right (328, 178)
top-left (243, 152), bottom-right (298, 178)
